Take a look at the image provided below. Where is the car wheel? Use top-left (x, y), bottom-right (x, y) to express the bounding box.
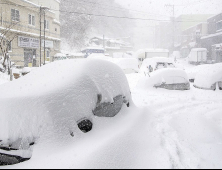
top-left (77, 119), bottom-right (93, 133)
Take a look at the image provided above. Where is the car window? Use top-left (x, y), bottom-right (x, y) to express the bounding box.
top-left (167, 63), bottom-right (175, 68)
top-left (93, 95), bottom-right (125, 117)
top-left (156, 62), bottom-right (166, 69)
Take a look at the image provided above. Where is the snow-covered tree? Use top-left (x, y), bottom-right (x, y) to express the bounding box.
top-left (0, 23), bottom-right (17, 74)
top-left (60, 0), bottom-right (133, 51)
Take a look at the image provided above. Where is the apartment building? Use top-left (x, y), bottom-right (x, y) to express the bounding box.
top-left (201, 13), bottom-right (222, 62)
top-left (0, 0), bottom-right (61, 67)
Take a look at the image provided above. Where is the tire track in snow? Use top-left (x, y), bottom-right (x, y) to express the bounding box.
top-left (152, 100), bottom-right (222, 169)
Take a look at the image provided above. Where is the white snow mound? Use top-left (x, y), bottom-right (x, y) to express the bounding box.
top-left (194, 63), bottom-right (222, 89)
top-left (0, 59), bottom-right (131, 145)
top-left (137, 68), bottom-right (189, 89)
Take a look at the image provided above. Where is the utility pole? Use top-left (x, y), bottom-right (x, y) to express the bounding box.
top-left (165, 4), bottom-right (175, 51)
top-left (39, 7), bottom-right (48, 66)
top-left (103, 35), bottom-right (105, 50)
top-left (39, 6), bottom-right (42, 67)
top-left (43, 9), bottom-right (46, 65)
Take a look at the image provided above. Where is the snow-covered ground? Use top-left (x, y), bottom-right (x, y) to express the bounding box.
top-left (1, 59), bottom-right (222, 169)
top-left (0, 73), bottom-right (9, 85)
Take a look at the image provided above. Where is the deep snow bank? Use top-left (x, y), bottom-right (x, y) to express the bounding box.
top-left (0, 59), bottom-right (131, 147)
top-left (194, 63), bottom-right (222, 89)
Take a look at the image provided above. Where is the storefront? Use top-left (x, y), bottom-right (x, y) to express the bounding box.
top-left (18, 36), bottom-right (39, 67)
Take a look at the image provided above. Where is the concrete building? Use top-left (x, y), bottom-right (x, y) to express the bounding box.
top-left (156, 14), bottom-right (212, 52)
top-left (201, 13), bottom-right (222, 62)
top-left (0, 0), bottom-right (61, 67)
top-left (89, 36), bottom-right (133, 57)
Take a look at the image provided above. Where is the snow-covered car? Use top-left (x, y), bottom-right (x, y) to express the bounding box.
top-left (186, 64), bottom-right (212, 82)
top-left (138, 68), bottom-right (190, 90)
top-left (140, 57), bottom-right (176, 75)
top-left (194, 63), bottom-right (222, 90)
top-left (112, 58), bottom-right (139, 74)
top-left (0, 59), bottom-right (132, 166)
top-left (81, 47), bottom-right (105, 58)
top-left (88, 55), bottom-right (139, 74)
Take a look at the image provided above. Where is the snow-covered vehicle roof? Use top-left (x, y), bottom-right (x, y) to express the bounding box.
top-left (112, 58), bottom-right (139, 74)
top-left (87, 53), bottom-right (111, 60)
top-left (136, 49), bottom-right (169, 59)
top-left (137, 68), bottom-right (190, 90)
top-left (0, 59), bottom-right (131, 165)
top-left (81, 46), bottom-right (105, 51)
top-left (194, 63), bottom-right (222, 90)
top-left (191, 48), bottom-right (207, 52)
top-left (140, 57), bottom-right (175, 74)
top-left (188, 48), bottom-right (208, 63)
top-left (88, 54), bottom-right (139, 74)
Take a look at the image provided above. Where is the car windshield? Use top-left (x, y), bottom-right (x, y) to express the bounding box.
top-left (167, 63), bottom-right (175, 68)
top-left (156, 62), bottom-right (167, 69)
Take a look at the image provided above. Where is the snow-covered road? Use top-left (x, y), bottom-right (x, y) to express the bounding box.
top-left (127, 73), bottom-right (222, 169)
top-left (3, 68), bottom-right (222, 169)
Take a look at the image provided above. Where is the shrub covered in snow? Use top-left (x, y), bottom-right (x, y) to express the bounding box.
top-left (0, 59), bottom-right (132, 165)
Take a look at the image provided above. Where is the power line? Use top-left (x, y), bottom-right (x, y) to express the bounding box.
top-left (0, 2), bottom-right (216, 23)
top-left (73, 0), bottom-right (172, 18)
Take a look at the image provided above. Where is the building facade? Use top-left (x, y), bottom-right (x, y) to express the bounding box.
top-left (155, 15), bottom-right (212, 52)
top-left (0, 0), bottom-right (61, 67)
top-left (201, 13), bottom-right (222, 62)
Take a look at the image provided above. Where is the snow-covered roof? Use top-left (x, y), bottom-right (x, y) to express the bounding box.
top-left (201, 31), bottom-right (222, 40)
top-left (81, 46), bottom-right (105, 51)
top-left (144, 49), bottom-right (169, 53)
top-left (191, 48), bottom-right (207, 52)
top-left (207, 13), bottom-right (221, 20)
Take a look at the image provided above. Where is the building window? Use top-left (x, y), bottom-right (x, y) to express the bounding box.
top-left (44, 20), bottom-right (49, 29)
top-left (11, 9), bottom-right (20, 22)
top-left (29, 14), bottom-right (35, 26)
top-left (46, 50), bottom-right (50, 58)
top-left (216, 21), bottom-right (222, 31)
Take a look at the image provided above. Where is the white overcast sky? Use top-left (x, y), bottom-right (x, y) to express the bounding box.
top-left (116, 0), bottom-right (222, 18)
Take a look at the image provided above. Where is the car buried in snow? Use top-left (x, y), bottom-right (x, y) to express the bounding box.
top-left (194, 63), bottom-right (222, 91)
top-left (0, 59), bottom-right (132, 166)
top-left (140, 57), bottom-right (176, 75)
top-left (138, 68), bottom-right (190, 91)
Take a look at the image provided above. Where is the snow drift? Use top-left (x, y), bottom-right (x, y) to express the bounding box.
top-left (0, 59), bottom-right (131, 160)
